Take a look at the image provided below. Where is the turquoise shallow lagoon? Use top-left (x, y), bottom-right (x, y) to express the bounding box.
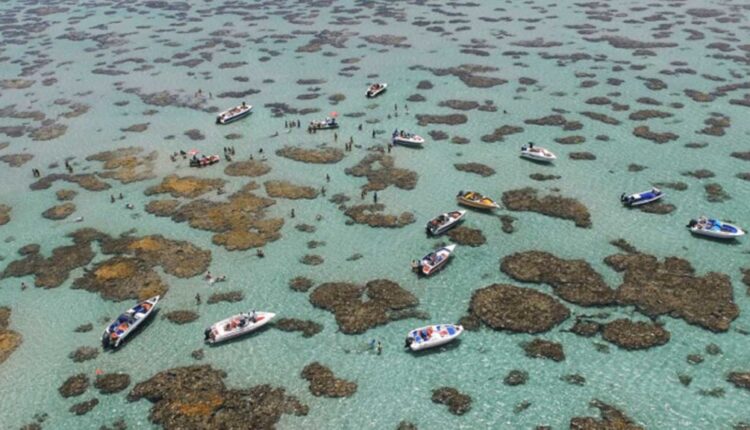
top-left (1, 0), bottom-right (750, 428)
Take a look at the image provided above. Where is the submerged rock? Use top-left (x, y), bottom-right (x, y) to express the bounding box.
top-left (164, 310), bottom-right (199, 325)
top-left (69, 398), bottom-right (98, 415)
top-left (633, 126), bottom-right (678, 144)
top-left (523, 339), bottom-right (565, 362)
top-left (468, 284), bottom-right (569, 333)
top-left (69, 346), bottom-right (99, 362)
top-left (504, 370), bottom-right (528, 386)
top-left (86, 146), bottom-right (157, 184)
top-left (74, 323), bottom-right (93, 333)
top-left (275, 318), bottom-right (323, 337)
top-left (728, 372), bottom-right (750, 390)
top-left (343, 204), bottom-right (415, 228)
top-left (502, 188), bottom-right (591, 228)
top-left (501, 251), bottom-right (615, 306)
top-left (289, 277), bottom-right (314, 292)
top-left (415, 114), bottom-right (468, 126)
top-left (264, 180), bottom-right (319, 199)
top-left (431, 387), bottom-right (471, 415)
top-left (94, 373), bottom-right (131, 394)
top-left (569, 320), bottom-right (601, 337)
top-left (301, 362), bottom-right (357, 397)
top-left (481, 125), bottom-right (524, 143)
top-left (0, 204), bottom-right (10, 226)
top-left (207, 291), bottom-right (244, 305)
top-left (224, 160), bottom-right (271, 177)
top-left (0, 307), bottom-right (22, 364)
top-left (276, 146), bottom-right (345, 164)
top-left (148, 182), bottom-right (283, 251)
top-left (145, 175), bottom-right (225, 199)
top-left (310, 279), bottom-right (419, 334)
top-left (345, 153), bottom-right (417, 191)
top-left (601, 319), bottom-right (670, 350)
top-left (30, 173), bottom-right (110, 192)
top-left (59, 374), bottom-right (89, 398)
top-left (606, 252), bottom-right (738, 332)
top-left (446, 227), bottom-right (486, 247)
top-left (498, 215), bottom-right (517, 234)
top-left (128, 365), bottom-right (308, 429)
top-left (570, 399), bottom-right (642, 429)
top-left (71, 233), bottom-right (210, 301)
top-left (561, 374), bottom-right (586, 386)
top-left (454, 162), bottom-right (495, 177)
top-left (42, 203), bottom-right (76, 220)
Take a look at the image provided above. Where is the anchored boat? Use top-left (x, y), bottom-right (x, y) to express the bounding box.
top-left (102, 296), bottom-right (160, 349)
top-left (456, 190), bottom-right (500, 210)
top-left (426, 210), bottom-right (466, 236)
top-left (189, 154), bottom-right (220, 167)
top-left (520, 143), bottom-right (556, 162)
top-left (405, 324), bottom-right (463, 351)
top-left (687, 217), bottom-right (745, 239)
top-left (216, 102), bottom-right (252, 124)
top-left (366, 82), bottom-right (387, 98)
top-left (620, 188), bottom-right (664, 207)
top-left (204, 311), bottom-right (275, 344)
top-left (309, 117), bottom-right (338, 130)
top-left (392, 129), bottom-right (425, 148)
top-left (412, 244), bottom-right (456, 276)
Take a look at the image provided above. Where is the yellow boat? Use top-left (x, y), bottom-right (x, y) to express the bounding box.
top-left (456, 190), bottom-right (500, 210)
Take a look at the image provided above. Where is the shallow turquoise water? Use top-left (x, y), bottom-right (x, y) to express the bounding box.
top-left (1, 0), bottom-right (750, 428)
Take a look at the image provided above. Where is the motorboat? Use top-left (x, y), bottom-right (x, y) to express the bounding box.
top-left (204, 311), bottom-right (276, 344)
top-left (426, 210), bottom-right (466, 236)
top-left (392, 130), bottom-right (425, 148)
top-left (189, 154), bottom-right (220, 167)
top-left (456, 190), bottom-right (500, 210)
top-left (309, 117), bottom-right (338, 130)
top-left (216, 102), bottom-right (252, 124)
top-left (687, 217), bottom-right (745, 240)
top-left (412, 244), bottom-right (456, 276)
top-left (366, 82), bottom-right (387, 98)
top-left (620, 188), bottom-right (664, 207)
top-left (520, 143), bottom-right (556, 162)
top-left (405, 324), bottom-right (463, 352)
top-left (102, 296), bottom-right (160, 349)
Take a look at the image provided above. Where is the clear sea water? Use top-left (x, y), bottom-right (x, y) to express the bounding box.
top-left (1, 0), bottom-right (749, 428)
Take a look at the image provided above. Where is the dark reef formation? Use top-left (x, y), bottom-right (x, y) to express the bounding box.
top-left (502, 188), bottom-right (591, 228)
top-left (309, 279), bottom-right (419, 334)
top-left (128, 365), bottom-right (308, 429)
top-left (431, 387), bottom-right (472, 415)
top-left (466, 284), bottom-right (569, 333)
top-left (301, 362), bottom-right (357, 397)
top-left (501, 251), bottom-right (615, 306)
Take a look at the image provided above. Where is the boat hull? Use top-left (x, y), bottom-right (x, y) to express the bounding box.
top-left (426, 211), bottom-right (466, 236)
top-left (406, 324), bottom-right (463, 351)
top-left (366, 83), bottom-right (387, 98)
top-left (520, 152), bottom-right (556, 163)
top-left (621, 189), bottom-right (664, 207)
top-left (392, 137), bottom-right (424, 148)
top-left (205, 312), bottom-right (276, 344)
top-left (420, 244), bottom-right (456, 276)
top-left (456, 196), bottom-right (499, 210)
top-left (102, 296), bottom-right (160, 349)
top-left (216, 106), bottom-right (252, 125)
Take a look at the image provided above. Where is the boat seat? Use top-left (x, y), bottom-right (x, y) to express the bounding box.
top-left (447, 326), bottom-right (455, 335)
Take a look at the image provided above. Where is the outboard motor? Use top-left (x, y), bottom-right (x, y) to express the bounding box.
top-left (203, 328), bottom-right (211, 341)
top-left (404, 337), bottom-right (413, 348)
top-left (101, 334), bottom-right (110, 349)
top-left (687, 219), bottom-right (697, 228)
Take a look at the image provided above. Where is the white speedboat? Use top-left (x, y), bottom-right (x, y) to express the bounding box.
top-left (456, 190), bottom-right (500, 210)
top-left (102, 296), bottom-right (160, 349)
top-left (204, 311), bottom-right (275, 344)
top-left (620, 188), bottom-right (664, 207)
top-left (216, 102), bottom-right (252, 124)
top-left (366, 82), bottom-right (387, 98)
top-left (687, 217), bottom-right (745, 240)
top-left (405, 324), bottom-right (463, 351)
top-left (412, 244), bottom-right (456, 276)
top-left (520, 144), bottom-right (556, 162)
top-left (309, 117), bottom-right (338, 130)
top-left (189, 154), bottom-right (220, 167)
top-left (426, 210), bottom-right (466, 236)
top-left (392, 130), bottom-right (425, 148)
